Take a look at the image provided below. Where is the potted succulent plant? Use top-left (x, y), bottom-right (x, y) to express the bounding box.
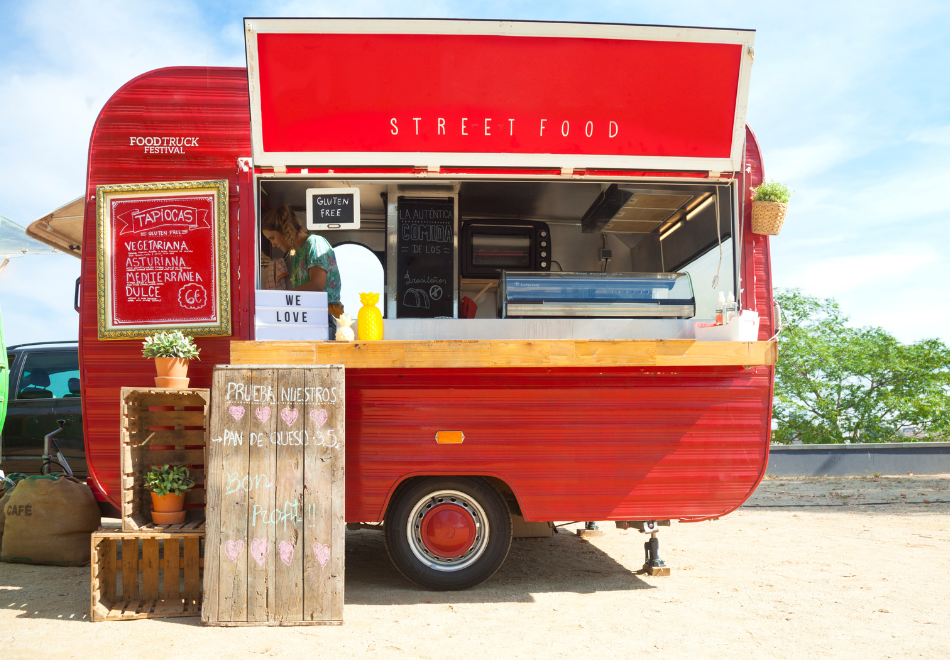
top-left (751, 179), bottom-right (793, 235)
top-left (142, 330), bottom-right (200, 388)
top-left (144, 464), bottom-right (195, 525)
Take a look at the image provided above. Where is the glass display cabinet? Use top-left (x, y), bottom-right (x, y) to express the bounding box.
top-left (498, 271), bottom-right (695, 319)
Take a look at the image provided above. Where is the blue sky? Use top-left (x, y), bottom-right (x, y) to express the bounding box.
top-left (1, 0), bottom-right (948, 345)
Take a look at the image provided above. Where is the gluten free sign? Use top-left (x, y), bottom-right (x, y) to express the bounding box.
top-left (305, 188), bottom-right (360, 230)
top-left (96, 180), bottom-right (230, 339)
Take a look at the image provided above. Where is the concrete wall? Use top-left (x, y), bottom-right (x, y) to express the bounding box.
top-left (767, 442), bottom-right (950, 477)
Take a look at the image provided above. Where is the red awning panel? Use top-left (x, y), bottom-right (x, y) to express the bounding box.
top-left (245, 19), bottom-right (754, 172)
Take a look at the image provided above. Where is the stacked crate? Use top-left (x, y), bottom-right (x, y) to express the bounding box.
top-left (90, 388), bottom-right (209, 621)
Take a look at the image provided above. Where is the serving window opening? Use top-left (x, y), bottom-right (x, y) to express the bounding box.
top-left (256, 177), bottom-right (736, 341)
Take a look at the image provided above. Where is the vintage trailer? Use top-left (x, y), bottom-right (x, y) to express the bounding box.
top-left (79, 19), bottom-right (775, 590)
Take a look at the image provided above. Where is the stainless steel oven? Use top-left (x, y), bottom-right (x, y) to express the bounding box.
top-left (460, 220), bottom-right (551, 278)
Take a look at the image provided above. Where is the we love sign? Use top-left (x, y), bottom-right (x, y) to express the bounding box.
top-left (96, 179), bottom-right (231, 339)
top-left (203, 365), bottom-right (344, 626)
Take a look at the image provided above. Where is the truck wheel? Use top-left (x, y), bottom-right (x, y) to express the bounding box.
top-left (384, 476), bottom-right (512, 591)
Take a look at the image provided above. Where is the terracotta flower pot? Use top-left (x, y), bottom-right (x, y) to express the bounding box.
top-left (154, 357), bottom-right (189, 388)
top-left (150, 491), bottom-right (186, 525)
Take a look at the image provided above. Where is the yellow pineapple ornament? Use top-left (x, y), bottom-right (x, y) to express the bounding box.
top-left (334, 314), bottom-right (355, 341)
top-left (357, 292), bottom-right (384, 340)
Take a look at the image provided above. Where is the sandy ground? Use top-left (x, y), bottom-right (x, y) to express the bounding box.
top-left (1, 475), bottom-right (948, 659)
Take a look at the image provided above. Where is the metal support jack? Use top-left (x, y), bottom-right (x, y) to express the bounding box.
top-left (642, 530), bottom-right (669, 576)
top-left (615, 520), bottom-right (671, 576)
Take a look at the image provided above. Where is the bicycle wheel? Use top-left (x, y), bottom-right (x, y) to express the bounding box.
top-left (40, 460), bottom-right (68, 475)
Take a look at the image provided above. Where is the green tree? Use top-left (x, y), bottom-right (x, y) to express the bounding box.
top-left (774, 289), bottom-right (950, 443)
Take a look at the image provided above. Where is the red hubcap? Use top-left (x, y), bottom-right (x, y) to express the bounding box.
top-left (419, 503), bottom-right (477, 558)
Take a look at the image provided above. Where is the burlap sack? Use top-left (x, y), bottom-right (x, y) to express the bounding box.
top-left (1, 475), bottom-right (101, 566)
top-left (0, 474), bottom-right (27, 540)
top-left (0, 488), bottom-right (14, 540)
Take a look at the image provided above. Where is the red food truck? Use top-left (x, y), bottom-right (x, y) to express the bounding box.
top-left (79, 18), bottom-right (775, 590)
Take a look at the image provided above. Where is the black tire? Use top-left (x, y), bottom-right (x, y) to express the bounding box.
top-left (384, 476), bottom-right (512, 591)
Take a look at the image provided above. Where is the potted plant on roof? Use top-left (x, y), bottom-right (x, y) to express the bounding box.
top-left (145, 464), bottom-right (195, 525)
top-left (751, 179), bottom-right (793, 235)
top-left (142, 330), bottom-right (200, 388)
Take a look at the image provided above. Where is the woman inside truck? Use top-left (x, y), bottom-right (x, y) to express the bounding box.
top-left (261, 204), bottom-right (344, 323)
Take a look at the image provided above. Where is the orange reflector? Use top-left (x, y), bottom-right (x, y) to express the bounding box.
top-left (435, 431), bottom-right (465, 444)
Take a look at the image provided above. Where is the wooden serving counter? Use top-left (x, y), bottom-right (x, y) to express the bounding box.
top-left (230, 339), bottom-right (777, 369)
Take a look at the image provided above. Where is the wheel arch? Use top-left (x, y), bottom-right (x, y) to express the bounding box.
top-left (374, 472), bottom-right (526, 522)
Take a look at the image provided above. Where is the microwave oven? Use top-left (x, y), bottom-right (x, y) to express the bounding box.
top-left (460, 220), bottom-right (552, 278)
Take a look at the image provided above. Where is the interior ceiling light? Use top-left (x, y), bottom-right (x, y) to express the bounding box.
top-left (659, 221), bottom-right (683, 241)
top-left (686, 196), bottom-right (715, 221)
top-left (587, 186), bottom-right (694, 234)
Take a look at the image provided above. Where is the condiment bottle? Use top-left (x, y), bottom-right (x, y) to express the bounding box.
top-left (716, 291), bottom-right (725, 325)
top-left (725, 292), bottom-right (737, 323)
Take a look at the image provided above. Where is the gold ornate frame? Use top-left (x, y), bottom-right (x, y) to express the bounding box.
top-left (96, 179), bottom-right (231, 339)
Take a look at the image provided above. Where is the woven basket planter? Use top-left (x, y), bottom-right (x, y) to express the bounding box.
top-left (751, 201), bottom-right (787, 235)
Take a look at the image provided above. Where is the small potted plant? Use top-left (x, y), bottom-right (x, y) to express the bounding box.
top-left (751, 179), bottom-right (793, 235)
top-left (142, 330), bottom-right (200, 388)
top-left (144, 464), bottom-right (194, 525)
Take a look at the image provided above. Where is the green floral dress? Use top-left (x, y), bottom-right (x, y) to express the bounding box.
top-left (289, 235), bottom-right (341, 304)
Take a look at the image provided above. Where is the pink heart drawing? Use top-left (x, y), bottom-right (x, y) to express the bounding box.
top-left (255, 406), bottom-right (271, 423)
top-left (309, 408), bottom-right (328, 427)
top-left (280, 407), bottom-right (298, 427)
top-left (228, 405), bottom-right (245, 421)
top-left (225, 539), bottom-right (244, 563)
top-left (312, 542), bottom-right (331, 569)
top-left (249, 538), bottom-right (269, 567)
top-left (278, 540), bottom-right (295, 566)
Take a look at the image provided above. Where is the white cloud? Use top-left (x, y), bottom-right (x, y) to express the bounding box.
top-left (776, 241), bottom-right (949, 343)
top-left (785, 247), bottom-right (939, 295)
top-left (789, 169), bottom-right (950, 235)
top-left (272, 0), bottom-right (454, 17)
top-left (908, 125), bottom-right (950, 147)
top-left (0, 255), bottom-right (80, 345)
top-left (0, 0), bottom-right (241, 225)
top-left (765, 135), bottom-right (857, 184)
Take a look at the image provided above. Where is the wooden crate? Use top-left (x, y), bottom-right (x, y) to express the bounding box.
top-left (120, 388), bottom-right (210, 533)
top-left (90, 531), bottom-right (204, 621)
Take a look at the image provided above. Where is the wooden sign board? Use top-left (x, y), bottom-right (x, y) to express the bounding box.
top-left (203, 365), bottom-right (344, 626)
top-left (95, 179), bottom-right (231, 339)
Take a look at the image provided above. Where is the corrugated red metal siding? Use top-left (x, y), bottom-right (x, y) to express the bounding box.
top-left (345, 366), bottom-right (773, 522)
top-left (80, 68), bottom-right (251, 506)
top-left (742, 125), bottom-right (772, 337)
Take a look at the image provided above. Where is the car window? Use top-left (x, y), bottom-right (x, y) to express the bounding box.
top-left (6, 353), bottom-right (14, 394)
top-left (17, 351), bottom-right (80, 400)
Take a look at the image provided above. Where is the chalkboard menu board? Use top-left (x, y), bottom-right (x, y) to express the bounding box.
top-left (396, 197), bottom-right (455, 318)
top-left (96, 180), bottom-right (231, 339)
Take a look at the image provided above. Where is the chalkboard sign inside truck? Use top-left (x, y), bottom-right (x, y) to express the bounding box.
top-left (306, 188), bottom-right (360, 230)
top-left (396, 197), bottom-right (455, 319)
